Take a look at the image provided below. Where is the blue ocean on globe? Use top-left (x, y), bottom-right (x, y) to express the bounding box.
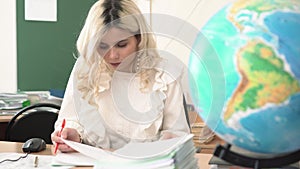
top-left (188, 0), bottom-right (300, 154)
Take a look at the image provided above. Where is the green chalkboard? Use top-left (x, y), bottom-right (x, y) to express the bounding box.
top-left (17, 0), bottom-right (97, 91)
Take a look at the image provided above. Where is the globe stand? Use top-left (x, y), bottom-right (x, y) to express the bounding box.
top-left (213, 143), bottom-right (300, 169)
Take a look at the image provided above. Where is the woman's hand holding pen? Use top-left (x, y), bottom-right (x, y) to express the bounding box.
top-left (51, 127), bottom-right (81, 153)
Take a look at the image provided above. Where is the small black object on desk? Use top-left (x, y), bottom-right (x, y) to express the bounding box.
top-left (22, 138), bottom-right (46, 153)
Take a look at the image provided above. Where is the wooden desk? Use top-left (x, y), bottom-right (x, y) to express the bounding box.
top-left (0, 115), bottom-right (13, 123)
top-left (0, 141), bottom-right (52, 156)
top-left (0, 141), bottom-right (213, 169)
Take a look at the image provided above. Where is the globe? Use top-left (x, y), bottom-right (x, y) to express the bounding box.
top-left (188, 0), bottom-right (300, 154)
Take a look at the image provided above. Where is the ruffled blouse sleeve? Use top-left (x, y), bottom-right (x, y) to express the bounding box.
top-left (54, 57), bottom-right (85, 137)
top-left (160, 79), bottom-right (191, 137)
top-left (55, 57), bottom-right (111, 147)
top-left (152, 57), bottom-right (191, 138)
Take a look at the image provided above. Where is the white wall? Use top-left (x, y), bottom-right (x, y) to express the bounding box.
top-left (0, 1), bottom-right (17, 92)
top-left (149, 0), bottom-right (234, 66)
top-left (0, 0), bottom-right (234, 93)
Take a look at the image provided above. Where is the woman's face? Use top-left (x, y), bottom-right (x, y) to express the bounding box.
top-left (99, 27), bottom-right (139, 70)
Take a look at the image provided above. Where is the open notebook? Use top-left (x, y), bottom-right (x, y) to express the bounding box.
top-left (53, 134), bottom-right (198, 169)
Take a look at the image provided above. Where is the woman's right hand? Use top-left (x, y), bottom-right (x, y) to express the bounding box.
top-left (51, 127), bottom-right (81, 153)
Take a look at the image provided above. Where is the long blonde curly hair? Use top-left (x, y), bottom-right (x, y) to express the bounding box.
top-left (75, 0), bottom-right (161, 105)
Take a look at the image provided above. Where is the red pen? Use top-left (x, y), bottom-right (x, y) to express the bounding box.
top-left (54, 119), bottom-right (66, 154)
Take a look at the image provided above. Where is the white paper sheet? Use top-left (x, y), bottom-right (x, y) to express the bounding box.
top-left (54, 134), bottom-right (194, 169)
top-left (25, 0), bottom-right (57, 22)
top-left (60, 139), bottom-right (122, 161)
top-left (0, 153), bottom-right (65, 169)
top-left (60, 134), bottom-right (193, 161)
top-left (114, 134), bottom-right (193, 159)
top-left (52, 152), bottom-right (96, 167)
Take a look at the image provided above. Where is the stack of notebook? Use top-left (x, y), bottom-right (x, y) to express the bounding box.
top-left (53, 134), bottom-right (198, 169)
top-left (0, 93), bottom-right (29, 110)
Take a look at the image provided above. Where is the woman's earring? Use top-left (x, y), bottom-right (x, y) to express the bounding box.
top-left (136, 55), bottom-right (140, 72)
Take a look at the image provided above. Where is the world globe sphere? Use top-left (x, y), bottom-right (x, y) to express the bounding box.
top-left (188, 0), bottom-right (300, 154)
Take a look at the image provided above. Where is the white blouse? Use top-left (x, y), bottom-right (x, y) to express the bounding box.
top-left (54, 56), bottom-right (190, 149)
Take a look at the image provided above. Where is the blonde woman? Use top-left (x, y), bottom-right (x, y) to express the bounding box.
top-left (51, 0), bottom-right (190, 152)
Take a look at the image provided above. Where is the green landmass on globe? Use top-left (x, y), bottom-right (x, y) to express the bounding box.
top-left (224, 39), bottom-right (300, 120)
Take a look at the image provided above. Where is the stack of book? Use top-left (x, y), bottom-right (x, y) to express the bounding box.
top-left (192, 123), bottom-right (217, 146)
top-left (53, 134), bottom-right (198, 169)
top-left (0, 93), bottom-right (30, 110)
top-left (191, 122), bottom-right (205, 144)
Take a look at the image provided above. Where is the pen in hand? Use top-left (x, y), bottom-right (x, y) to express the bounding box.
top-left (54, 119), bottom-right (66, 154)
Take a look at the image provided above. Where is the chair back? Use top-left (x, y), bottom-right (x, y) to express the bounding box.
top-left (183, 94), bottom-right (191, 129)
top-left (5, 103), bottom-right (60, 144)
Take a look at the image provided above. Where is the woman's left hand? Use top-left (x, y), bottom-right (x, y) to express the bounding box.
top-left (160, 132), bottom-right (179, 140)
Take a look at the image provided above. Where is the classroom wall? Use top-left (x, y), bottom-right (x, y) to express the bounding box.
top-left (0, 0), bottom-right (234, 93)
top-left (150, 0), bottom-right (234, 66)
top-left (0, 1), bottom-right (17, 92)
